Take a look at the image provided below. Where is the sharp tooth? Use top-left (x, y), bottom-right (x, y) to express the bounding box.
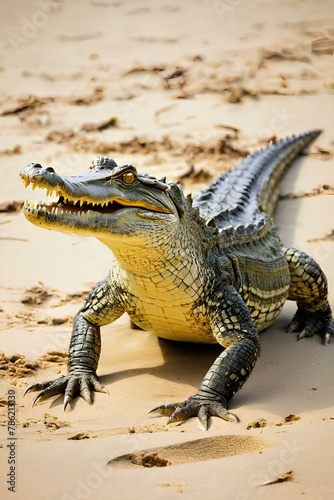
top-left (32, 201), bottom-right (38, 209)
top-left (32, 185), bottom-right (37, 191)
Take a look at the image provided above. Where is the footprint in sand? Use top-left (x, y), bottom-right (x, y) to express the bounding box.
top-left (108, 434), bottom-right (272, 468)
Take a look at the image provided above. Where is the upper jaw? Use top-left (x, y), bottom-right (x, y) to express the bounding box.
top-left (20, 162), bottom-right (175, 217)
top-left (20, 163), bottom-right (118, 212)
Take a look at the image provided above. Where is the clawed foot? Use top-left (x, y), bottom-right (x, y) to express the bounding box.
top-left (24, 372), bottom-right (108, 410)
top-left (287, 309), bottom-right (334, 345)
top-left (149, 394), bottom-right (239, 430)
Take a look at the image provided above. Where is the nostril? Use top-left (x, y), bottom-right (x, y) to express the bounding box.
top-left (25, 163), bottom-right (42, 172)
top-left (44, 166), bottom-right (55, 173)
top-left (26, 162), bottom-right (42, 169)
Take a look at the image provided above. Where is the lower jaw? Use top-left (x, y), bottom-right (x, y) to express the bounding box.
top-left (23, 201), bottom-right (91, 217)
top-left (22, 204), bottom-right (118, 237)
top-left (23, 204), bottom-right (89, 230)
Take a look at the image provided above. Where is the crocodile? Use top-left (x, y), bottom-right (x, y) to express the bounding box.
top-left (20, 129), bottom-right (334, 429)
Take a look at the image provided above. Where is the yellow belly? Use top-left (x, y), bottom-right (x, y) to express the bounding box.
top-left (128, 299), bottom-right (217, 344)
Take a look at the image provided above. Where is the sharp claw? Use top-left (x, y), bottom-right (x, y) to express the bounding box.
top-left (323, 333), bottom-right (331, 346)
top-left (198, 407), bottom-right (209, 431)
top-left (198, 419), bottom-right (209, 431)
top-left (24, 385), bottom-right (35, 396)
top-left (32, 393), bottom-right (44, 407)
top-left (24, 381), bottom-right (51, 395)
top-left (223, 411), bottom-right (240, 423)
top-left (286, 321), bottom-right (301, 333)
top-left (167, 406), bottom-right (193, 424)
top-left (85, 394), bottom-right (93, 405)
top-left (91, 379), bottom-right (109, 395)
top-left (63, 395), bottom-right (71, 411)
top-left (166, 414), bottom-right (181, 425)
top-left (147, 406), bottom-right (164, 416)
top-left (206, 402), bottom-right (239, 424)
top-left (297, 330), bottom-right (308, 340)
top-left (80, 380), bottom-right (93, 404)
top-left (147, 408), bottom-right (157, 416)
top-left (95, 386), bottom-right (109, 395)
top-left (148, 404), bottom-right (176, 417)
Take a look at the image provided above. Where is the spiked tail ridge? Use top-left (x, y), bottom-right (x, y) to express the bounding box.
top-left (194, 129), bottom-right (322, 231)
top-left (255, 129), bottom-right (322, 217)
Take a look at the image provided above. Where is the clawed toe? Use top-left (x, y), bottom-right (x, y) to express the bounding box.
top-left (323, 332), bottom-right (331, 346)
top-left (148, 403), bottom-right (180, 417)
top-left (149, 396), bottom-right (238, 429)
top-left (63, 395), bottom-right (72, 411)
top-left (24, 379), bottom-right (64, 396)
top-left (287, 310), bottom-right (333, 345)
top-left (24, 372), bottom-right (107, 410)
top-left (286, 319), bottom-right (302, 334)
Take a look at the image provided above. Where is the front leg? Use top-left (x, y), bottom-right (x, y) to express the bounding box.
top-left (150, 284), bottom-right (260, 429)
top-left (25, 275), bottom-right (125, 409)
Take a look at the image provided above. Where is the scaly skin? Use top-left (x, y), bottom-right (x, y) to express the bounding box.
top-left (20, 130), bottom-right (334, 429)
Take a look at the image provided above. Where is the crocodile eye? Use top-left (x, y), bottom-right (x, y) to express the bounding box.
top-left (122, 172), bottom-right (136, 185)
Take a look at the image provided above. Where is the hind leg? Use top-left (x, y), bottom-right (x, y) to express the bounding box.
top-left (283, 246), bottom-right (334, 345)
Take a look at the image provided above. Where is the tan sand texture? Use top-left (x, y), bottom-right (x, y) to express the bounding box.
top-left (0, 0), bottom-right (334, 499)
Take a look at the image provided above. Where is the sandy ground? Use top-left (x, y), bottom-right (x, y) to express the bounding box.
top-left (1, 0), bottom-right (334, 499)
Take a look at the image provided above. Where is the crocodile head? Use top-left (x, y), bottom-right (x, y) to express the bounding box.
top-left (20, 157), bottom-right (189, 242)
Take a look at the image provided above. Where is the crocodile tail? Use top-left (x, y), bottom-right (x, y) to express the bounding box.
top-left (193, 129), bottom-right (322, 229)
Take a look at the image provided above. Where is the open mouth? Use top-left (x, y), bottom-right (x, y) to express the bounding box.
top-left (21, 179), bottom-right (129, 217)
top-left (23, 198), bottom-right (128, 216)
